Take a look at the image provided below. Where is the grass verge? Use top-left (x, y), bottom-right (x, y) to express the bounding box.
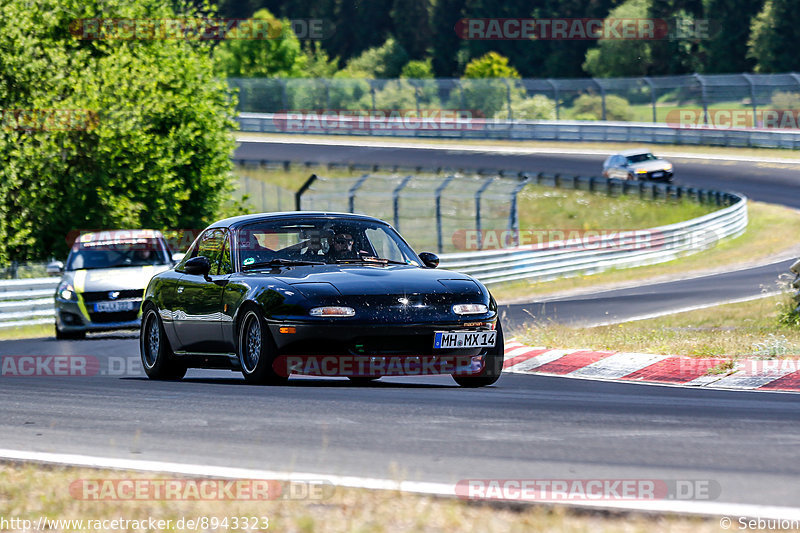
top-left (515, 293), bottom-right (800, 358)
top-left (0, 324), bottom-right (51, 341)
top-left (490, 200), bottom-right (800, 303)
top-left (0, 462), bottom-right (724, 532)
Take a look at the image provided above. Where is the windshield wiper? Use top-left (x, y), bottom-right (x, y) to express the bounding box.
top-left (335, 256), bottom-right (408, 265)
top-left (242, 258), bottom-right (324, 270)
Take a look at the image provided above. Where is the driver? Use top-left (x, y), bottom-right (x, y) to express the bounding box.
top-left (330, 232), bottom-right (359, 260)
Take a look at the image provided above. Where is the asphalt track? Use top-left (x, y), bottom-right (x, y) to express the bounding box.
top-left (2, 138), bottom-right (800, 514)
top-left (2, 337), bottom-right (800, 508)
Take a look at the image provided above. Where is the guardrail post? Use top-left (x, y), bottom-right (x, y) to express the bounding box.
top-left (509, 176), bottom-right (531, 246)
top-left (435, 175), bottom-right (456, 253)
top-left (295, 174), bottom-right (318, 211)
top-left (475, 176), bottom-right (496, 250)
top-left (392, 175), bottom-right (414, 230)
top-left (347, 173), bottom-right (370, 213)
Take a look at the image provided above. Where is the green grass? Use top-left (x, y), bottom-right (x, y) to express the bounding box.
top-left (0, 462), bottom-right (725, 533)
top-left (515, 293), bottom-right (800, 358)
top-left (490, 200), bottom-right (800, 303)
top-left (0, 323), bottom-right (51, 341)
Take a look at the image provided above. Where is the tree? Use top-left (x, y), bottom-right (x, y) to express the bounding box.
top-left (0, 0), bottom-right (237, 264)
top-left (431, 0), bottom-right (466, 77)
top-left (701, 0), bottom-right (763, 73)
top-left (213, 8), bottom-right (307, 77)
top-left (390, 0), bottom-right (432, 60)
top-left (340, 38), bottom-right (409, 78)
top-left (463, 52), bottom-right (521, 79)
top-left (747, 0), bottom-right (800, 73)
top-left (583, 0), bottom-right (653, 77)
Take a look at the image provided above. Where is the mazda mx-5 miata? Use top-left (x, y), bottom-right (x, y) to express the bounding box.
top-left (140, 212), bottom-right (504, 387)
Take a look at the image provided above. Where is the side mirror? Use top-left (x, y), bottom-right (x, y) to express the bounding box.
top-left (46, 261), bottom-right (64, 275)
top-left (418, 252), bottom-right (439, 269)
top-left (171, 252), bottom-right (185, 264)
top-left (183, 256), bottom-right (212, 279)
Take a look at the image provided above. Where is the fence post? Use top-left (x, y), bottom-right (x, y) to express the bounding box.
top-left (593, 78), bottom-right (606, 121)
top-left (742, 73), bottom-right (757, 127)
top-left (295, 174), bottom-right (318, 211)
top-left (435, 175), bottom-right (456, 253)
top-left (348, 174), bottom-right (370, 213)
top-left (547, 79), bottom-right (560, 120)
top-left (643, 77), bottom-right (656, 122)
top-left (502, 78), bottom-right (513, 119)
top-left (392, 175), bottom-right (414, 230)
top-left (280, 79), bottom-right (288, 111)
top-left (474, 176), bottom-right (496, 251)
top-left (509, 176), bottom-right (531, 246)
top-left (694, 74), bottom-right (708, 125)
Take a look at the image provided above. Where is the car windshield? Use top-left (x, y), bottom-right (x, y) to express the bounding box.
top-left (237, 218), bottom-right (419, 268)
top-left (626, 153), bottom-right (658, 164)
top-left (65, 237), bottom-right (170, 270)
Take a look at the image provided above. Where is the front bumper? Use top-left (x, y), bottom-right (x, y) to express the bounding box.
top-left (55, 298), bottom-right (141, 333)
top-left (266, 319), bottom-right (497, 377)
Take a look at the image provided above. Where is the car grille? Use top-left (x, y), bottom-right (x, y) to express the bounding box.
top-left (82, 289), bottom-right (143, 302)
top-left (88, 310), bottom-right (139, 324)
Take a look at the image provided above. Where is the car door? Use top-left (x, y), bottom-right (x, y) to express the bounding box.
top-left (173, 228), bottom-right (230, 353)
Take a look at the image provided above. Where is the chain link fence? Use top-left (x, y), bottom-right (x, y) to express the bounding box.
top-left (230, 73), bottom-right (800, 124)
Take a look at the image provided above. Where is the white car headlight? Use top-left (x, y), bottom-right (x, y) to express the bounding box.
top-left (309, 306), bottom-right (355, 317)
top-left (57, 282), bottom-right (77, 301)
top-left (452, 303), bottom-right (488, 315)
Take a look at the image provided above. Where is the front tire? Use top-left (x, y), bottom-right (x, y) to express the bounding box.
top-left (452, 321), bottom-right (504, 388)
top-left (238, 308), bottom-right (287, 385)
top-left (140, 306), bottom-right (186, 380)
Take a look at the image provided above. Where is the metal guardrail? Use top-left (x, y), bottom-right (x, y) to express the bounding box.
top-left (238, 112), bottom-right (800, 149)
top-left (1, 170), bottom-right (749, 328)
top-left (0, 277), bottom-right (58, 329)
top-left (438, 194), bottom-right (747, 285)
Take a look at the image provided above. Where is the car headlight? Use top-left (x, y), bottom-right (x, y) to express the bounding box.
top-left (635, 169), bottom-right (648, 174)
top-left (309, 306), bottom-right (355, 317)
top-left (57, 281), bottom-right (77, 301)
top-left (452, 303), bottom-right (488, 315)
top-left (664, 164), bottom-right (673, 171)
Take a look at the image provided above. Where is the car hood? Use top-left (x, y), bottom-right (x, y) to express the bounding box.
top-left (64, 265), bottom-right (171, 292)
top-left (629, 159), bottom-right (670, 172)
top-left (246, 264), bottom-right (484, 297)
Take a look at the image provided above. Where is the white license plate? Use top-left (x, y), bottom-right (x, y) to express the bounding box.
top-left (651, 171), bottom-right (664, 177)
top-left (93, 300), bottom-right (138, 313)
top-left (434, 330), bottom-right (496, 349)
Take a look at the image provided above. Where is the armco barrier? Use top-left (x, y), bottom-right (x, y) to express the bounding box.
top-left (438, 194), bottom-right (747, 284)
top-left (0, 277), bottom-right (58, 329)
top-left (238, 112), bottom-right (800, 149)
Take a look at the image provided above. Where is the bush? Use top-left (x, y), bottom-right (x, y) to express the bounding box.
top-left (494, 94), bottom-right (556, 120)
top-left (567, 94), bottom-right (634, 122)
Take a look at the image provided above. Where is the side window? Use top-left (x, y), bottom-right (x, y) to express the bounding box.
top-left (197, 229), bottom-right (226, 273)
top-left (218, 232), bottom-right (233, 275)
top-left (178, 228), bottom-right (225, 274)
top-left (365, 228), bottom-right (404, 262)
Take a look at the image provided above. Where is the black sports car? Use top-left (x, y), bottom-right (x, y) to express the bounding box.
top-left (140, 212), bottom-right (504, 387)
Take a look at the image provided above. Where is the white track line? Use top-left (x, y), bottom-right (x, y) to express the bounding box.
top-left (581, 290), bottom-right (785, 328)
top-left (235, 134), bottom-right (800, 165)
top-left (1, 448), bottom-right (799, 520)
